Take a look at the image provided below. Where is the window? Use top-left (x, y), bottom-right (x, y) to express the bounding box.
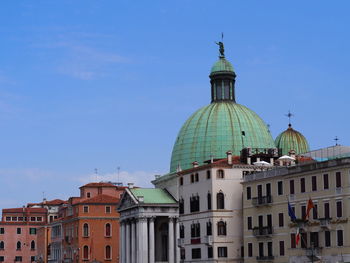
top-left (206, 221), bottom-right (212, 236)
top-left (5, 217), bottom-right (10, 221)
top-left (0, 256), bottom-right (3, 262)
top-left (336, 172), bottom-right (342, 188)
top-left (83, 206), bottom-right (89, 213)
top-left (29, 228), bottom-right (37, 235)
top-left (279, 241), bottom-right (285, 256)
top-left (206, 170), bottom-right (211, 179)
top-left (300, 178), bottom-right (305, 193)
top-left (105, 206), bottom-right (111, 213)
top-left (190, 195), bottom-right (200, 212)
top-left (179, 198), bottom-right (184, 214)
top-left (16, 241), bottom-right (21, 250)
top-left (324, 202), bottom-right (330, 218)
top-left (31, 256), bottom-right (35, 262)
top-left (179, 177), bottom-right (183, 185)
top-left (105, 223), bottom-right (111, 237)
top-left (259, 242), bottom-right (264, 257)
top-left (37, 217), bottom-right (42, 222)
top-left (217, 221), bottom-right (227, 236)
top-left (301, 205), bottom-right (306, 219)
top-left (336, 201), bottom-right (342, 217)
top-left (31, 217), bottom-right (36, 221)
top-left (30, 240), bottom-right (35, 250)
top-left (217, 170), bottom-right (224, 179)
top-left (217, 192), bottom-right (225, 209)
top-left (313, 204), bottom-right (318, 219)
top-left (290, 233), bottom-right (296, 248)
top-left (105, 245), bottom-right (111, 259)
top-left (323, 174), bottom-right (329, 189)
top-left (268, 242), bottom-right (273, 257)
top-left (312, 176), bottom-right (317, 191)
top-left (266, 183), bottom-right (271, 196)
top-left (278, 213), bottom-right (284, 227)
top-left (87, 192), bottom-right (91, 198)
top-left (17, 228), bottom-right (21, 234)
top-left (301, 232), bottom-right (307, 248)
top-left (246, 186), bottom-right (251, 200)
top-left (195, 173), bottom-right (199, 182)
top-left (218, 247), bottom-right (228, 258)
top-left (257, 185), bottom-right (262, 198)
top-left (83, 223), bottom-right (89, 237)
top-left (15, 256), bottom-right (22, 262)
top-left (190, 174), bottom-right (194, 183)
top-left (267, 214), bottom-right (272, 227)
top-left (191, 223), bottom-right (200, 238)
top-left (0, 241), bottom-right (4, 250)
top-left (12, 217), bottom-right (17, 221)
top-left (310, 232), bottom-right (319, 248)
top-left (325, 231), bottom-right (331, 247)
top-left (0, 228), bottom-right (4, 234)
top-left (278, 181), bottom-right (283, 195)
top-left (192, 248), bottom-right (201, 259)
top-left (337, 230), bottom-right (343, 246)
top-left (247, 217), bottom-right (252, 230)
top-left (207, 193), bottom-right (212, 210)
top-left (180, 225), bottom-right (185, 238)
top-left (248, 243), bottom-right (253, 257)
top-left (208, 246), bottom-right (213, 258)
top-left (180, 248), bottom-right (185, 260)
top-left (83, 245), bottom-right (89, 260)
top-left (290, 180), bottom-right (295, 195)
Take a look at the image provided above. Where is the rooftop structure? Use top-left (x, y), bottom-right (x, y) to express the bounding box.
top-left (275, 124), bottom-right (310, 155)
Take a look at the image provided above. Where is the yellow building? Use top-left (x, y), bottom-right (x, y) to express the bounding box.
top-left (242, 157), bottom-right (350, 263)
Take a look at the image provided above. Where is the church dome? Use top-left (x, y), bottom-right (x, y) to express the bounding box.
top-left (169, 45), bottom-right (275, 172)
top-left (275, 124), bottom-right (310, 155)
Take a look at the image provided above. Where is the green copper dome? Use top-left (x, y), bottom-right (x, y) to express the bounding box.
top-left (170, 102), bottom-right (275, 172)
top-left (210, 57), bottom-right (234, 74)
top-left (275, 124), bottom-right (310, 155)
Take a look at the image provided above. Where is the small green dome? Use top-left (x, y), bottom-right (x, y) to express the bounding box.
top-left (170, 101), bottom-right (275, 172)
top-left (275, 125), bottom-right (310, 155)
top-left (210, 57), bottom-right (234, 74)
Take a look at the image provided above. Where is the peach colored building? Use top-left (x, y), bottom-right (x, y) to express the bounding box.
top-left (0, 207), bottom-right (47, 263)
top-left (50, 182), bottom-right (125, 263)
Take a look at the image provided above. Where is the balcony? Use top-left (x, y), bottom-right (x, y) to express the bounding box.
top-left (253, 226), bottom-right (273, 237)
top-left (256, 255), bottom-right (275, 261)
top-left (318, 218), bottom-right (331, 228)
top-left (306, 247), bottom-right (322, 257)
top-left (177, 238), bottom-right (184, 247)
top-left (203, 235), bottom-right (213, 245)
top-left (252, 195), bottom-right (273, 207)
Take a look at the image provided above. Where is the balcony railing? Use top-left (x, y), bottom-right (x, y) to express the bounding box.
top-left (252, 196), bottom-right (273, 206)
top-left (318, 218), bottom-right (331, 228)
top-left (253, 226), bottom-right (273, 237)
top-left (203, 235), bottom-right (213, 245)
top-left (306, 247), bottom-right (322, 257)
top-left (256, 255), bottom-right (275, 261)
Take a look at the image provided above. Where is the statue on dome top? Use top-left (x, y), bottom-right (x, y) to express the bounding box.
top-left (215, 41), bottom-right (225, 57)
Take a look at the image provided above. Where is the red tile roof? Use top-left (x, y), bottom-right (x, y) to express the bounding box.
top-left (77, 194), bottom-right (120, 204)
top-left (80, 182), bottom-right (116, 188)
top-left (28, 199), bottom-right (67, 207)
top-left (3, 207), bottom-right (47, 213)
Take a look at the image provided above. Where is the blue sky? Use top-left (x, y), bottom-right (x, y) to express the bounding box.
top-left (1, 1), bottom-right (350, 209)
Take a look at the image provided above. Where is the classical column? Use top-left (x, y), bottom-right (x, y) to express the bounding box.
top-left (137, 217), bottom-right (149, 263)
top-left (148, 217), bottom-right (155, 263)
top-left (131, 220), bottom-right (136, 263)
top-left (126, 221), bottom-right (131, 263)
top-left (168, 217), bottom-right (174, 263)
top-left (120, 221), bottom-right (126, 263)
top-left (175, 218), bottom-right (180, 263)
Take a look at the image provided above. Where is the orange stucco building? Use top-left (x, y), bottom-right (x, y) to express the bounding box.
top-left (50, 182), bottom-right (125, 263)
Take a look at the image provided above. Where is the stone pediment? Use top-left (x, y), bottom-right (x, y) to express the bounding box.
top-left (118, 190), bottom-right (137, 211)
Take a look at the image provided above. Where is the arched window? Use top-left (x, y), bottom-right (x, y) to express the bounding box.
top-left (0, 241), bottom-right (4, 249)
top-left (83, 223), bottom-right (89, 237)
top-left (105, 245), bottom-right (111, 259)
top-left (17, 241), bottom-right (21, 250)
top-left (207, 192), bottom-right (212, 210)
top-left (217, 170), bottom-right (225, 179)
top-left (179, 177), bottom-right (183, 185)
top-left (179, 198), bottom-right (184, 214)
top-left (31, 240), bottom-right (35, 250)
top-left (83, 245), bottom-right (89, 260)
top-left (217, 192), bottom-right (225, 209)
top-left (217, 221), bottom-right (227, 236)
top-left (105, 223), bottom-right (111, 237)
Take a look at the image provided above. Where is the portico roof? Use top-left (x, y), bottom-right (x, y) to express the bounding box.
top-left (129, 188), bottom-right (176, 204)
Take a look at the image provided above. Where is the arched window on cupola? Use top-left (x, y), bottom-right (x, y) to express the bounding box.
top-left (16, 241), bottom-right (21, 250)
top-left (105, 223), bottom-right (111, 237)
top-left (83, 223), bottom-right (89, 237)
top-left (31, 240), bottom-right (35, 250)
top-left (105, 245), bottom-right (111, 259)
top-left (83, 245), bottom-right (89, 260)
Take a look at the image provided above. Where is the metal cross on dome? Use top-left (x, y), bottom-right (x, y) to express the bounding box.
top-left (285, 110), bottom-right (294, 127)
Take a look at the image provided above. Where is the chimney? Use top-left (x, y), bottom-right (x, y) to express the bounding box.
top-left (226, 151), bottom-right (232, 165)
top-left (127, 183), bottom-right (134, 189)
top-left (192, 161), bottom-right (199, 168)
